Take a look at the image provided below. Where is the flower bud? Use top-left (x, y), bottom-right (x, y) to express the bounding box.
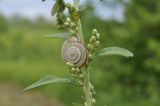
top-left (79, 74), bottom-right (84, 79)
top-left (75, 27), bottom-right (78, 31)
top-left (87, 44), bottom-right (91, 50)
top-left (84, 102), bottom-right (87, 106)
top-left (70, 30), bottom-right (75, 35)
top-left (90, 45), bottom-right (95, 52)
top-left (70, 22), bottom-right (76, 27)
top-left (66, 18), bottom-right (71, 23)
top-left (88, 54), bottom-right (93, 61)
top-left (93, 41), bottom-right (100, 48)
top-left (92, 98), bottom-right (96, 103)
top-left (66, 62), bottom-right (74, 68)
top-left (65, 3), bottom-right (71, 9)
top-left (96, 33), bottom-right (100, 39)
top-left (71, 6), bottom-right (76, 12)
top-left (76, 68), bottom-right (81, 73)
top-left (64, 22), bottom-right (69, 26)
top-left (90, 36), bottom-right (96, 43)
top-left (71, 67), bottom-right (76, 72)
top-left (92, 29), bottom-right (97, 35)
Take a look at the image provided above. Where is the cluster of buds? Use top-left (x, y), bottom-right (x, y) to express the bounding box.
top-left (87, 29), bottom-right (101, 61)
top-left (56, 12), bottom-right (66, 29)
top-left (65, 3), bottom-right (80, 21)
top-left (66, 62), bottom-right (84, 87)
top-left (65, 3), bottom-right (76, 13)
top-left (84, 84), bottom-right (96, 106)
top-left (64, 17), bottom-right (78, 35)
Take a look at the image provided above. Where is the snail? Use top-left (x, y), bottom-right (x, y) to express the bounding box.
top-left (61, 36), bottom-right (88, 68)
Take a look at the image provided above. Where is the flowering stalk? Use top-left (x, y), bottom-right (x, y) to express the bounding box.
top-left (25, 1), bottom-right (134, 106)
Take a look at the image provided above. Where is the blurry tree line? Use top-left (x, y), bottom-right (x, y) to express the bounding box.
top-left (0, 0), bottom-right (160, 106)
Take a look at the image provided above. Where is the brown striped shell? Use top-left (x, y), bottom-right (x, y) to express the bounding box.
top-left (61, 36), bottom-right (87, 68)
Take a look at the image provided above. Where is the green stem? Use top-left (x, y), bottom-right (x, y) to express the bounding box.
top-left (74, 0), bottom-right (84, 44)
top-left (73, 0), bottom-right (92, 106)
top-left (84, 69), bottom-right (92, 106)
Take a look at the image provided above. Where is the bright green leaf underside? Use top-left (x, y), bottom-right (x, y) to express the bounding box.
top-left (24, 75), bottom-right (75, 90)
top-left (93, 47), bottom-right (134, 59)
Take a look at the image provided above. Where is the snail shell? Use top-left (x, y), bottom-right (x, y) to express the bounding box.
top-left (61, 36), bottom-right (87, 68)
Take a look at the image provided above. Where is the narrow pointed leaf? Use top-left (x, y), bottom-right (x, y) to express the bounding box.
top-left (45, 32), bottom-right (72, 38)
top-left (51, 1), bottom-right (60, 16)
top-left (93, 47), bottom-right (134, 59)
top-left (51, 0), bottom-right (65, 16)
top-left (24, 75), bottom-right (75, 91)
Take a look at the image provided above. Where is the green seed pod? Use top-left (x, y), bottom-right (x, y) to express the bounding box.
top-left (71, 74), bottom-right (74, 77)
top-left (66, 18), bottom-right (71, 23)
top-left (87, 44), bottom-right (91, 50)
top-left (90, 36), bottom-right (96, 43)
top-left (66, 62), bottom-right (74, 68)
top-left (92, 29), bottom-right (97, 35)
top-left (88, 54), bottom-right (93, 61)
top-left (92, 98), bottom-right (96, 103)
top-left (79, 74), bottom-right (84, 79)
top-left (70, 22), bottom-right (76, 27)
top-left (71, 67), bottom-right (76, 72)
top-left (65, 3), bottom-right (71, 9)
top-left (70, 30), bottom-right (75, 35)
top-left (71, 6), bottom-right (76, 12)
top-left (96, 33), bottom-right (100, 39)
top-left (90, 45), bottom-right (95, 52)
top-left (93, 41), bottom-right (100, 48)
top-left (75, 27), bottom-right (78, 31)
top-left (76, 68), bottom-right (81, 73)
top-left (84, 102), bottom-right (87, 106)
top-left (64, 22), bottom-right (69, 26)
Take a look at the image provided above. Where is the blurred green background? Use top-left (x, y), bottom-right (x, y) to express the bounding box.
top-left (0, 0), bottom-right (160, 106)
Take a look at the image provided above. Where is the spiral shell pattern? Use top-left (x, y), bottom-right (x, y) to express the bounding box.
top-left (61, 37), bottom-right (87, 68)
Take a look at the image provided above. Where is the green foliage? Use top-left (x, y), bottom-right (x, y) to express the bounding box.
top-left (93, 47), bottom-right (133, 59)
top-left (24, 75), bottom-right (76, 90)
top-left (0, 0), bottom-right (160, 106)
top-left (51, 0), bottom-right (65, 16)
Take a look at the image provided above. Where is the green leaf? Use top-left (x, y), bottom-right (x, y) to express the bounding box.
top-left (72, 103), bottom-right (83, 106)
top-left (51, 0), bottom-right (65, 16)
top-left (93, 47), bottom-right (134, 59)
top-left (45, 32), bottom-right (72, 38)
top-left (51, 0), bottom-right (60, 16)
top-left (24, 75), bottom-right (75, 91)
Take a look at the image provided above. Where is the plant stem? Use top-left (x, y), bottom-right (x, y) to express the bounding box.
top-left (84, 69), bottom-right (92, 106)
top-left (74, 0), bottom-right (84, 44)
top-left (73, 0), bottom-right (92, 106)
